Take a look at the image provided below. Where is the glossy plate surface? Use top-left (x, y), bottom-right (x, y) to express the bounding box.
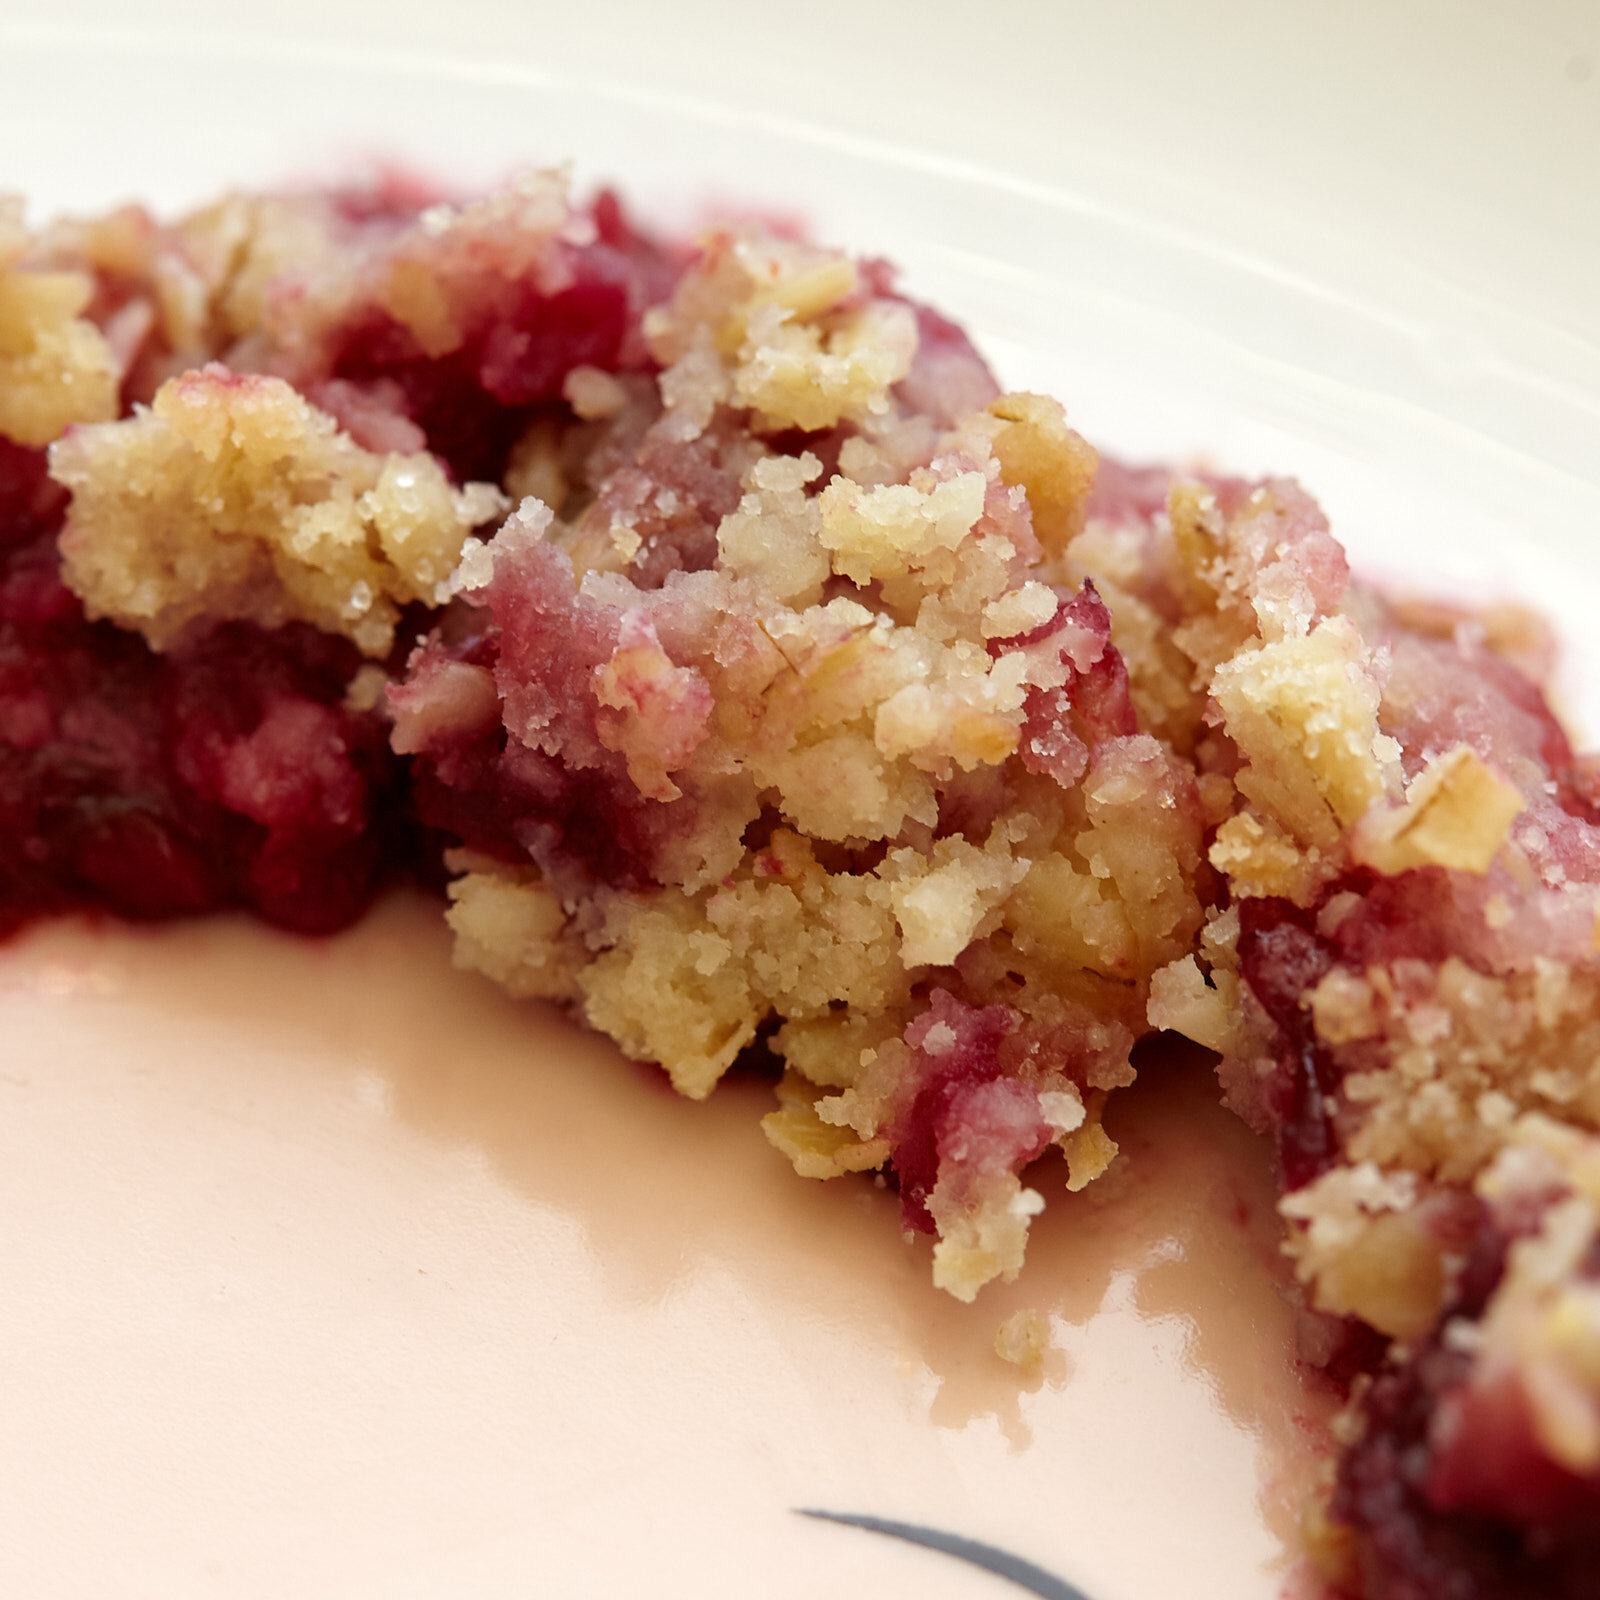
top-left (1, 5), bottom-right (1596, 1595)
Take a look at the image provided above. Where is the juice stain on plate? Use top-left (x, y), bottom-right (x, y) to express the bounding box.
top-left (0, 894), bottom-right (1336, 1600)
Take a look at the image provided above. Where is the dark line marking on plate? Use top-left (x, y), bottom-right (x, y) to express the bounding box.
top-left (794, 1508), bottom-right (1092, 1600)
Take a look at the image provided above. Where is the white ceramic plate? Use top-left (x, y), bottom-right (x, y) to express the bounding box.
top-left (1, 6), bottom-right (1597, 1596)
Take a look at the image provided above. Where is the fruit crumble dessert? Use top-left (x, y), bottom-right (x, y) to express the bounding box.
top-left (4, 167), bottom-right (1599, 1597)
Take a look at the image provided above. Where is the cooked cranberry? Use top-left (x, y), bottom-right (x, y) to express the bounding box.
top-left (886, 993), bottom-right (1022, 1233)
top-left (328, 203), bottom-right (675, 485)
top-left (993, 581), bottom-right (1139, 785)
top-left (0, 524), bottom-right (425, 937)
top-left (477, 278), bottom-right (630, 405)
top-left (0, 441), bottom-right (67, 550)
top-left (1331, 1222), bottom-right (1600, 1600)
top-left (1236, 898), bottom-right (1348, 1188)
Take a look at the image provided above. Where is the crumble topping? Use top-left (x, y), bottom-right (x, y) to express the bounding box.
top-left (376, 223), bottom-right (1227, 1301)
top-left (54, 365), bottom-right (507, 654)
top-left (0, 200), bottom-right (119, 447)
top-left (5, 166), bottom-right (1600, 1595)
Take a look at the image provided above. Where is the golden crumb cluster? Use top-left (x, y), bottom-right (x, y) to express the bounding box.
top-left (53, 365), bottom-right (505, 655)
top-left (0, 198), bottom-right (119, 448)
top-left (414, 226), bottom-right (1214, 1297)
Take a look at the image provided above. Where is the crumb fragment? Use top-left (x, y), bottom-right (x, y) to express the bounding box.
top-left (994, 1307), bottom-right (1051, 1373)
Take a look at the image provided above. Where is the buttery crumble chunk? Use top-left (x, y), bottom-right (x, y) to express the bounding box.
top-left (53, 365), bottom-right (506, 655)
top-left (0, 198), bottom-right (119, 447)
